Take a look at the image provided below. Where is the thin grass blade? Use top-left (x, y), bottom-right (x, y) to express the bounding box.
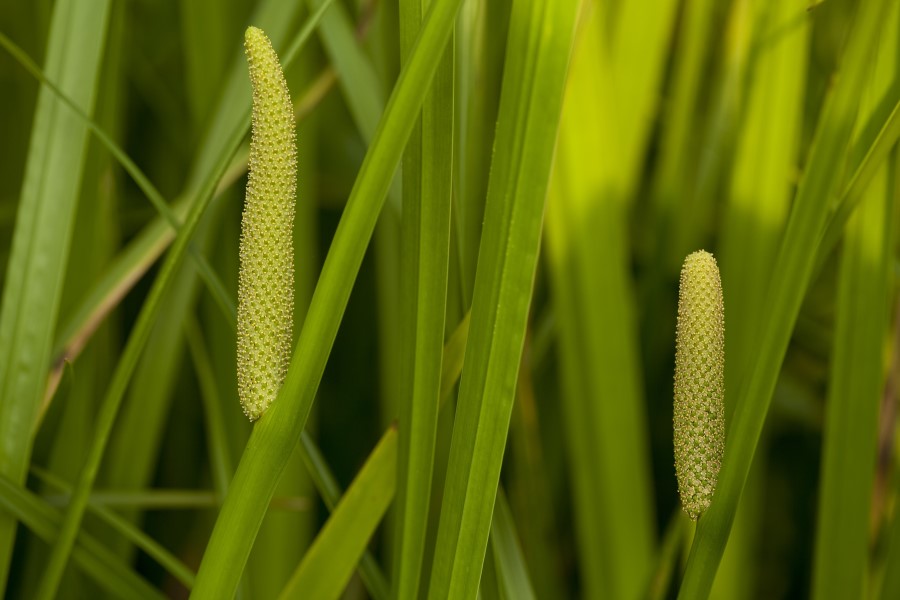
top-left (392, 0), bottom-right (454, 597)
top-left (0, 475), bottom-right (162, 599)
top-left (719, 0), bottom-right (809, 420)
top-left (0, 0), bottom-right (111, 585)
top-left (488, 490), bottom-right (536, 600)
top-left (811, 5), bottom-right (898, 596)
top-left (452, 0), bottom-right (508, 309)
top-left (305, 0), bottom-right (405, 435)
top-left (0, 32), bottom-right (237, 333)
top-left (279, 427), bottom-right (397, 600)
top-left (179, 0), bottom-right (231, 127)
top-left (545, 5), bottom-right (655, 596)
top-left (34, 101), bottom-right (243, 600)
top-left (45, 0), bottom-right (335, 402)
top-left (610, 0), bottom-right (679, 189)
top-left (298, 432), bottom-right (391, 600)
top-left (679, 0), bottom-right (894, 595)
top-left (308, 0), bottom-right (385, 142)
top-left (713, 3), bottom-right (809, 594)
top-left (426, 0), bottom-right (579, 595)
top-left (647, 0), bottom-right (718, 272)
top-left (100, 3), bottom-right (312, 568)
top-left (439, 313), bottom-right (470, 401)
top-left (33, 6), bottom-right (329, 585)
top-left (185, 317), bottom-right (236, 497)
top-left (190, 0), bottom-right (464, 593)
top-left (29, 468), bottom-right (195, 589)
top-left (811, 140), bottom-right (893, 600)
top-left (819, 97), bottom-right (900, 268)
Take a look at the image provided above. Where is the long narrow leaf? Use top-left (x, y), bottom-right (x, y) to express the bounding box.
top-left (280, 427), bottom-right (397, 599)
top-left (0, 31), bottom-right (236, 330)
top-left (190, 0), bottom-right (465, 594)
top-left (0, 475), bottom-right (162, 599)
top-left (545, 5), bottom-right (655, 596)
top-left (308, 0), bottom-right (385, 142)
top-left (610, 0), bottom-right (679, 189)
top-left (34, 1), bottom-right (337, 593)
top-left (488, 490), bottom-right (536, 600)
top-left (648, 0), bottom-right (718, 271)
top-left (45, 0), bottom-right (337, 404)
top-left (34, 98), bottom-right (243, 600)
top-left (392, 0), bottom-right (454, 597)
top-left (678, 0), bottom-right (893, 595)
top-left (819, 95), bottom-right (900, 268)
top-left (812, 137), bottom-right (893, 600)
top-left (185, 318), bottom-right (235, 497)
top-left (719, 0), bottom-right (808, 419)
top-left (452, 0), bottom-right (508, 309)
top-left (298, 432), bottom-right (391, 600)
top-left (0, 0), bottom-right (111, 585)
top-left (713, 3), bottom-right (808, 594)
top-left (30, 467), bottom-right (195, 589)
top-left (305, 0), bottom-right (405, 432)
top-left (811, 5), bottom-right (898, 596)
top-left (426, 0), bottom-right (579, 596)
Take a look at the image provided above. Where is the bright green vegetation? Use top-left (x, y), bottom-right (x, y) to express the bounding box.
top-left (0, 0), bottom-right (899, 598)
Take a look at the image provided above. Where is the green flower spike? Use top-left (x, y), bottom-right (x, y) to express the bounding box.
top-left (237, 26), bottom-right (296, 421)
top-left (674, 250), bottom-right (725, 520)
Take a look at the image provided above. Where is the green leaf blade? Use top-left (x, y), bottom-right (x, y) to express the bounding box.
top-left (545, 7), bottom-right (656, 597)
top-left (280, 427), bottom-right (397, 600)
top-left (190, 0), bottom-right (464, 594)
top-left (392, 0), bottom-right (454, 597)
top-left (0, 0), bottom-right (112, 587)
top-left (679, 0), bottom-right (895, 595)
top-left (811, 4), bottom-right (899, 597)
top-left (426, 0), bottom-right (579, 596)
top-left (0, 475), bottom-right (163, 599)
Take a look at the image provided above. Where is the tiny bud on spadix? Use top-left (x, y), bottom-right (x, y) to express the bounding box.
top-left (674, 250), bottom-right (725, 520)
top-left (237, 27), bottom-right (296, 421)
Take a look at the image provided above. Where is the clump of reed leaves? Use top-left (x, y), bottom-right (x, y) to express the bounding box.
top-left (1, 0), bottom-right (899, 598)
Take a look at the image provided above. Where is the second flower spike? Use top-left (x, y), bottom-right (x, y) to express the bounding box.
top-left (237, 26), bottom-right (297, 421)
top-left (674, 250), bottom-right (725, 520)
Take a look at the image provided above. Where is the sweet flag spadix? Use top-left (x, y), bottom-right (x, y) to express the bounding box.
top-left (237, 26), bottom-right (296, 421)
top-left (674, 250), bottom-right (725, 520)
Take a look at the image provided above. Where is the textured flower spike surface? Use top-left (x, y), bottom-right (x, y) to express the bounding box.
top-left (674, 250), bottom-right (725, 520)
top-left (237, 26), bottom-right (296, 421)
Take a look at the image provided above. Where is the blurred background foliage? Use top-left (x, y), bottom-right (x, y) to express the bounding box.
top-left (0, 0), bottom-right (898, 598)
